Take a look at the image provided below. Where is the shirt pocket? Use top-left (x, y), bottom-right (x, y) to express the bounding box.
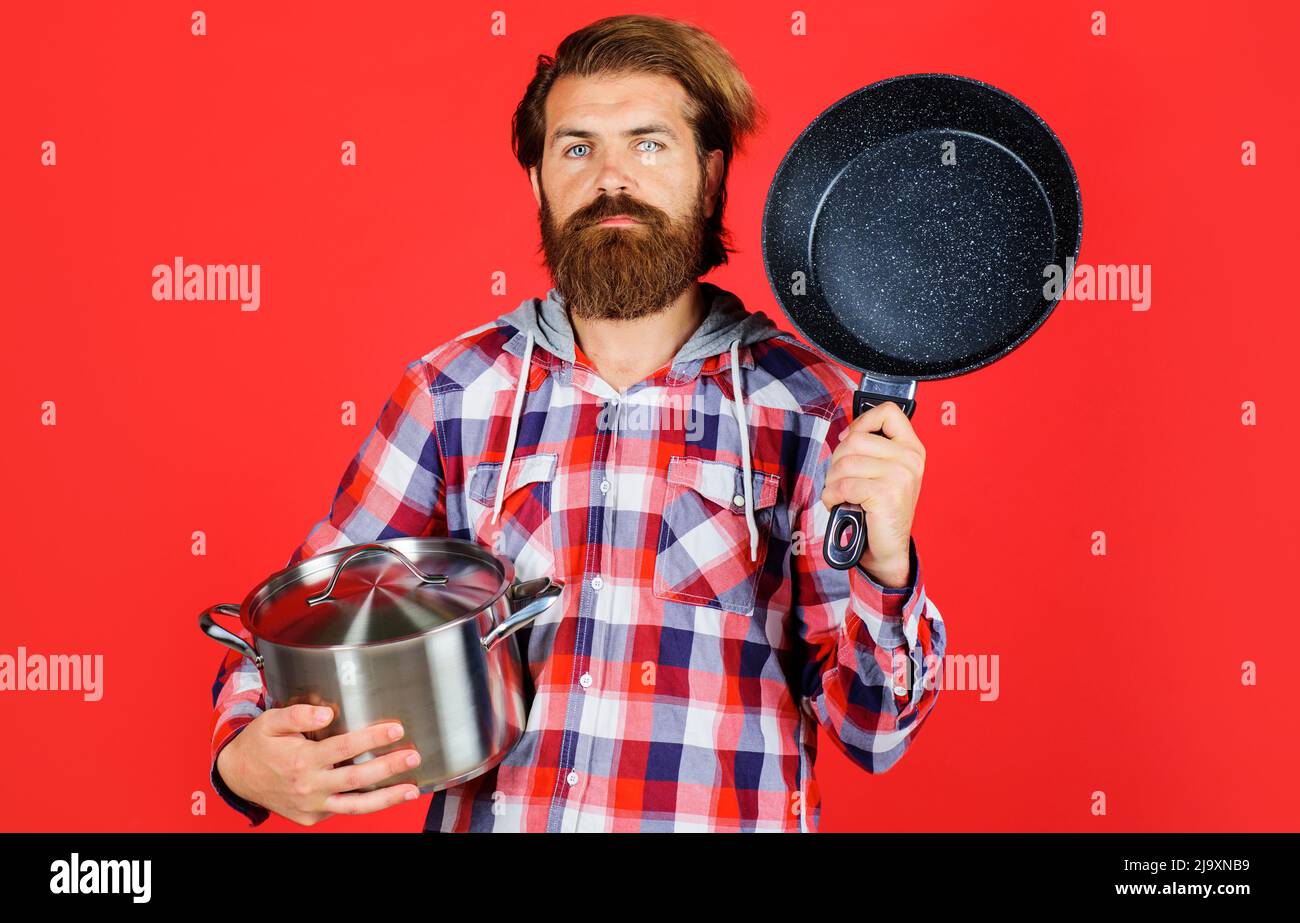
top-left (465, 451), bottom-right (558, 581)
top-left (653, 455), bottom-right (781, 616)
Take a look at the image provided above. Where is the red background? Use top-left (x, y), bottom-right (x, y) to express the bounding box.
top-left (3, 0), bottom-right (1297, 832)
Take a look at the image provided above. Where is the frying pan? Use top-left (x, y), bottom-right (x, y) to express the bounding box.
top-left (761, 72), bottom-right (1082, 569)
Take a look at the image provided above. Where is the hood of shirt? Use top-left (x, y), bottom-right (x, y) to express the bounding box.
top-left (498, 280), bottom-right (785, 371)
top-left (493, 281), bottom-right (786, 563)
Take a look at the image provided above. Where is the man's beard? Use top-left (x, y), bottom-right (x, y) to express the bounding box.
top-left (537, 183), bottom-right (708, 321)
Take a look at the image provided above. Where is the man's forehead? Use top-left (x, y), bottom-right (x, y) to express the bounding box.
top-left (545, 72), bottom-right (689, 134)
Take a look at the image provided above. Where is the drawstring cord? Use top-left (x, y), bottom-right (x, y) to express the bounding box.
top-left (729, 338), bottom-right (758, 562)
top-left (493, 329), bottom-right (534, 524)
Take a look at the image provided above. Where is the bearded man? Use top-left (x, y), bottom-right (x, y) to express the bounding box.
top-left (209, 13), bottom-right (946, 833)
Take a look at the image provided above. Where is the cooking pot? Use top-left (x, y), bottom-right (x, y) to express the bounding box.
top-left (199, 537), bottom-right (563, 793)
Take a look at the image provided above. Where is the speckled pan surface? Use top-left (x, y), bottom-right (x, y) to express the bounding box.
top-left (761, 73), bottom-right (1083, 380)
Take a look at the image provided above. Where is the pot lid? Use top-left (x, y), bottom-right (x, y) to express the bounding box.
top-left (248, 540), bottom-right (508, 647)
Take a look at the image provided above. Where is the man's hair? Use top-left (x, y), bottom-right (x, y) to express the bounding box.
top-left (512, 14), bottom-right (766, 275)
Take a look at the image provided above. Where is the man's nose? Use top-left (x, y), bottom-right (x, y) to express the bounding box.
top-left (594, 151), bottom-right (638, 197)
top-left (596, 175), bottom-right (632, 196)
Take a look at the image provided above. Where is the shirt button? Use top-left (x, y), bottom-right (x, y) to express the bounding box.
top-left (567, 770), bottom-right (580, 786)
top-left (732, 494), bottom-right (745, 507)
top-left (893, 684), bottom-right (909, 696)
top-left (590, 575), bottom-right (603, 591)
top-left (579, 672), bottom-right (593, 689)
top-left (600, 479), bottom-right (610, 494)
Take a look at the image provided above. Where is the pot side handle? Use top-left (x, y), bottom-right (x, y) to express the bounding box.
top-left (482, 577), bottom-right (564, 652)
top-left (199, 603), bottom-right (265, 669)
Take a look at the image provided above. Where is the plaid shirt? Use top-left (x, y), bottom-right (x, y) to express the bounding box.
top-left (209, 286), bottom-right (946, 832)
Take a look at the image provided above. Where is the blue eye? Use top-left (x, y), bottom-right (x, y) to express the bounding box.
top-left (564, 140), bottom-right (664, 159)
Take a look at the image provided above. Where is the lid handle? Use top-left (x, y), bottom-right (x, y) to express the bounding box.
top-left (305, 542), bottom-right (448, 607)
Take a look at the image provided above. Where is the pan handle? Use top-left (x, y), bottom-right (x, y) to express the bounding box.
top-left (825, 505), bottom-right (870, 570)
top-left (823, 384), bottom-right (918, 570)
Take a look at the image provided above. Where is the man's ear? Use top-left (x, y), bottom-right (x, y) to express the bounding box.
top-left (704, 150), bottom-right (724, 219)
top-left (529, 166), bottom-right (541, 207)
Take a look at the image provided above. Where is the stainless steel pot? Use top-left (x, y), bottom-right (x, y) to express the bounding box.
top-left (199, 537), bottom-right (562, 793)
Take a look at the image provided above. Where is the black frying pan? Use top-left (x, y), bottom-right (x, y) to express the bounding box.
top-left (761, 72), bottom-right (1082, 569)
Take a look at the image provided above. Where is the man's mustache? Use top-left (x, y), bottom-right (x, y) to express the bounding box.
top-left (570, 196), bottom-right (664, 228)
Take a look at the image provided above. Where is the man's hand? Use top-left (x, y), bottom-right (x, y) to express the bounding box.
top-left (215, 703), bottom-right (422, 826)
top-left (820, 400), bottom-right (926, 587)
